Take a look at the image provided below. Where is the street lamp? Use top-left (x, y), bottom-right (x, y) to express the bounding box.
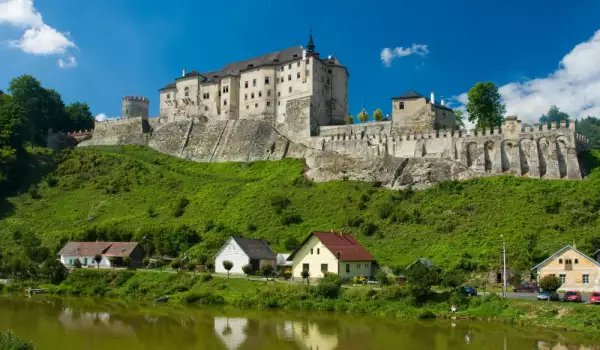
top-left (501, 234), bottom-right (507, 298)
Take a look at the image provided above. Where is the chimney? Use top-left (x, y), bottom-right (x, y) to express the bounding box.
top-left (441, 99), bottom-right (445, 106)
top-left (302, 49), bottom-right (306, 60)
top-left (182, 68), bottom-right (186, 77)
top-left (430, 92), bottom-right (435, 105)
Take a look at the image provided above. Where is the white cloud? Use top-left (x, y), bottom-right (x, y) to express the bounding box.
top-left (57, 56), bottom-right (77, 69)
top-left (380, 44), bottom-right (429, 67)
top-left (95, 113), bottom-right (107, 121)
top-left (0, 0), bottom-right (77, 65)
top-left (453, 29), bottom-right (600, 123)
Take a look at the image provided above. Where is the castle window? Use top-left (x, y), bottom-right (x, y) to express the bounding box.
top-left (224, 99), bottom-right (227, 106)
top-left (328, 69), bottom-right (332, 74)
top-left (288, 64), bottom-right (292, 69)
top-left (265, 77), bottom-right (270, 85)
top-left (253, 79), bottom-right (256, 87)
top-left (327, 78), bottom-right (330, 84)
top-left (297, 72), bottom-right (301, 79)
top-left (280, 77), bottom-right (284, 83)
top-left (267, 90), bottom-right (272, 97)
top-left (184, 87), bottom-right (189, 97)
top-left (246, 105), bottom-right (249, 110)
top-left (288, 75), bottom-right (291, 81)
top-left (244, 94), bottom-right (248, 100)
top-left (125, 108), bottom-right (128, 115)
top-left (399, 102), bottom-right (405, 110)
top-left (223, 86), bottom-right (229, 93)
top-left (259, 91), bottom-right (262, 98)
top-left (297, 61), bottom-right (301, 67)
top-left (266, 101), bottom-right (271, 107)
top-left (204, 106), bottom-right (208, 111)
top-left (244, 81), bottom-right (248, 88)
top-left (289, 86), bottom-right (292, 93)
top-left (251, 92), bottom-right (255, 99)
top-left (166, 93), bottom-right (170, 99)
top-left (280, 66), bottom-right (284, 72)
top-left (278, 101), bottom-right (280, 106)
top-left (321, 76), bottom-right (324, 83)
top-left (203, 93), bottom-right (209, 99)
top-left (278, 91), bottom-right (281, 97)
top-left (255, 103), bottom-right (258, 108)
top-left (306, 70), bottom-right (310, 77)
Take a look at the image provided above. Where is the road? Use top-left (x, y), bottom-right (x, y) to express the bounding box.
top-left (479, 291), bottom-right (592, 303)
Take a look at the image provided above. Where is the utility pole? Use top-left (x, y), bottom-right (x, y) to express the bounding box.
top-left (502, 234), bottom-right (507, 298)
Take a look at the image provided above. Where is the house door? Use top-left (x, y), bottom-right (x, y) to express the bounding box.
top-left (250, 259), bottom-right (260, 271)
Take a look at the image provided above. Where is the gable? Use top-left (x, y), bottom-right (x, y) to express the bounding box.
top-left (214, 237), bottom-right (248, 259)
top-left (533, 246), bottom-right (600, 270)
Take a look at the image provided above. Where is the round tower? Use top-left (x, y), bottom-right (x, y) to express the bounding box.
top-left (121, 96), bottom-right (149, 119)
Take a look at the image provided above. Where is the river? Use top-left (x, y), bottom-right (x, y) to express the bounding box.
top-left (0, 296), bottom-right (598, 350)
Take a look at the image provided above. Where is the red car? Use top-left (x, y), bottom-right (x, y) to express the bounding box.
top-left (563, 291), bottom-right (582, 302)
top-left (590, 292), bottom-right (600, 304)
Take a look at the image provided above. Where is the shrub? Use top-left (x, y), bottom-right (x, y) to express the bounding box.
top-left (242, 264), bottom-right (254, 279)
top-left (73, 258), bottom-right (82, 269)
top-left (360, 222), bottom-right (378, 237)
top-left (378, 203), bottom-right (393, 219)
top-left (147, 206), bottom-right (157, 218)
top-left (199, 273), bottom-right (213, 282)
top-left (46, 176), bottom-right (58, 187)
top-left (271, 195), bottom-right (290, 213)
top-left (317, 282), bottom-right (341, 298)
top-left (172, 197), bottom-right (189, 217)
top-left (187, 262), bottom-right (197, 274)
top-left (347, 216), bottom-right (364, 227)
top-left (28, 185), bottom-right (41, 199)
top-left (0, 331), bottom-right (35, 349)
top-left (171, 258), bottom-right (182, 271)
top-left (247, 223), bottom-right (257, 232)
top-left (301, 269), bottom-right (310, 284)
top-left (281, 214), bottom-right (302, 226)
top-left (376, 269), bottom-right (394, 286)
top-left (180, 291), bottom-right (225, 305)
top-left (540, 274), bottom-right (562, 292)
top-left (292, 176), bottom-right (313, 188)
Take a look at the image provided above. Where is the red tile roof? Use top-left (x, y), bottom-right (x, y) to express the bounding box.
top-left (58, 242), bottom-right (139, 258)
top-left (288, 231), bottom-right (374, 262)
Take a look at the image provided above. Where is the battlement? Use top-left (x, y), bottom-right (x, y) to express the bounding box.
top-left (67, 129), bottom-right (93, 135)
top-left (122, 96), bottom-right (149, 103)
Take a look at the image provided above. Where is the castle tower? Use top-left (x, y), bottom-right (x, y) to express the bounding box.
top-left (121, 96), bottom-right (149, 119)
top-left (306, 30), bottom-right (316, 54)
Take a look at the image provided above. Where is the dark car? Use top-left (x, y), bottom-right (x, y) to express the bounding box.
top-left (537, 291), bottom-right (560, 301)
top-left (563, 291), bottom-right (582, 302)
top-left (512, 283), bottom-right (540, 293)
top-left (461, 286), bottom-right (477, 297)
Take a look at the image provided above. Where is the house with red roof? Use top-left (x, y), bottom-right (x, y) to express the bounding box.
top-left (58, 241), bottom-right (144, 268)
top-left (287, 231), bottom-right (375, 280)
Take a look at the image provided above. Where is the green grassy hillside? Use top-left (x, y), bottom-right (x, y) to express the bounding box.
top-left (2, 145), bottom-right (600, 271)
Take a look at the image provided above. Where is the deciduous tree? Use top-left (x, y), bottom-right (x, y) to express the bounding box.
top-left (357, 109), bottom-right (369, 123)
top-left (222, 260), bottom-right (233, 278)
top-left (242, 264), bottom-right (253, 280)
top-left (373, 108), bottom-right (384, 122)
top-left (540, 274), bottom-right (562, 293)
top-left (539, 105), bottom-right (570, 124)
top-left (466, 82), bottom-right (506, 129)
top-left (93, 254), bottom-right (103, 269)
top-left (344, 115), bottom-right (354, 124)
top-left (453, 109), bottom-right (465, 129)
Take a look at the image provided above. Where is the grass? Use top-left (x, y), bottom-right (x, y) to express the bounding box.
top-left (2, 145), bottom-right (600, 271)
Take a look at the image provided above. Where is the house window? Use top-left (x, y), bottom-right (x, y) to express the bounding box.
top-left (244, 81), bottom-right (248, 88)
top-left (223, 99), bottom-right (227, 106)
top-left (244, 94), bottom-right (248, 100)
top-left (289, 87), bottom-right (292, 93)
top-left (346, 264), bottom-right (350, 273)
top-left (321, 264), bottom-right (328, 272)
top-left (297, 72), bottom-right (301, 79)
top-left (253, 79), bottom-right (256, 87)
top-left (575, 259), bottom-right (579, 264)
top-left (265, 77), bottom-right (270, 85)
top-left (259, 91), bottom-right (262, 98)
top-left (255, 103), bottom-right (258, 108)
top-left (365, 263), bottom-right (369, 268)
top-left (184, 87), bottom-right (189, 97)
top-left (399, 102), bottom-right (405, 110)
top-left (310, 248), bottom-right (313, 255)
top-left (266, 101), bottom-right (271, 107)
top-left (328, 69), bottom-right (332, 74)
top-left (288, 64), bottom-right (292, 69)
top-left (267, 90), bottom-right (272, 97)
top-left (251, 92), bottom-right (255, 99)
top-left (559, 273), bottom-right (566, 284)
top-left (288, 75), bottom-right (291, 81)
top-left (566, 259), bottom-right (573, 264)
top-left (317, 248), bottom-right (320, 255)
top-left (559, 259), bottom-right (563, 264)
top-left (303, 263), bottom-right (309, 271)
top-left (583, 274), bottom-right (590, 284)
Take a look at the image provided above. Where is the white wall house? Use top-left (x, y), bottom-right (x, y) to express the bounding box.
top-left (58, 242), bottom-right (144, 269)
top-left (287, 231), bottom-right (375, 280)
top-left (214, 237), bottom-right (276, 275)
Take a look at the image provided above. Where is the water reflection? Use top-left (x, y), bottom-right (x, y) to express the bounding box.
top-left (0, 296), bottom-right (598, 350)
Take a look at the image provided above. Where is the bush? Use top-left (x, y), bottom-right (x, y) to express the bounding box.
top-left (28, 185), bottom-right (41, 199)
top-left (172, 197), bottom-right (189, 217)
top-left (46, 176), bottom-right (58, 187)
top-left (199, 273), bottom-right (213, 282)
top-left (0, 331), bottom-right (35, 349)
top-left (260, 265), bottom-right (274, 280)
top-left (281, 214), bottom-right (302, 226)
top-left (376, 269), bottom-right (394, 286)
top-left (360, 222), bottom-right (378, 236)
top-left (271, 195), bottom-right (290, 213)
top-left (242, 264), bottom-right (254, 279)
top-left (180, 291), bottom-right (225, 305)
top-left (540, 274), bottom-right (562, 292)
top-left (317, 282), bottom-right (341, 298)
top-left (347, 216), bottom-right (364, 227)
top-left (378, 203), bottom-right (393, 219)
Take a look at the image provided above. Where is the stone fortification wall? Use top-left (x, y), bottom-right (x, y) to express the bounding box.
top-left (79, 117), bottom-right (148, 147)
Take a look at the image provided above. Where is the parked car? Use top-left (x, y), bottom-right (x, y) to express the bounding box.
top-left (590, 292), bottom-right (600, 304)
top-left (537, 291), bottom-right (560, 301)
top-left (512, 282), bottom-right (540, 293)
top-left (563, 291), bottom-right (582, 302)
top-left (461, 286), bottom-right (478, 297)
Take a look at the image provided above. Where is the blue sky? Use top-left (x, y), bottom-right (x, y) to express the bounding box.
top-left (1, 0), bottom-right (600, 125)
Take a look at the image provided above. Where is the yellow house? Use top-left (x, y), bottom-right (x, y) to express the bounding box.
top-left (287, 231), bottom-right (375, 280)
top-left (532, 245), bottom-right (600, 292)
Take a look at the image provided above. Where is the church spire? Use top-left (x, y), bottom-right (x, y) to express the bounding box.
top-left (306, 30), bottom-right (316, 54)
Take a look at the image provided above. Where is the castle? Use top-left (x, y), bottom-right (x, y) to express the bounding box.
top-left (74, 33), bottom-right (589, 189)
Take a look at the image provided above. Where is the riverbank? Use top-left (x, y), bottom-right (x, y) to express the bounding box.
top-left (3, 269), bottom-right (600, 334)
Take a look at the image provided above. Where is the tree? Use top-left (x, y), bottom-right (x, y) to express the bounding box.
top-left (143, 257), bottom-right (150, 270)
top-left (242, 264), bottom-right (253, 280)
top-left (540, 105), bottom-right (570, 124)
top-left (357, 109), bottom-right (369, 123)
top-left (187, 262), bottom-right (197, 274)
top-left (206, 261), bottom-right (215, 272)
top-left (301, 269), bottom-right (310, 284)
top-left (108, 257), bottom-right (117, 270)
top-left (199, 255), bottom-right (208, 266)
top-left (576, 116), bottom-right (600, 150)
top-left (373, 108), bottom-right (384, 122)
top-left (40, 258), bottom-right (68, 284)
top-left (344, 115), bottom-right (354, 124)
top-left (261, 265), bottom-right (274, 282)
top-left (155, 259), bottom-right (164, 272)
top-left (65, 102), bottom-right (94, 131)
top-left (73, 258), bottom-right (82, 269)
top-left (405, 263), bottom-right (440, 304)
top-left (0, 93), bottom-right (26, 150)
top-left (466, 82), bottom-right (506, 129)
top-left (171, 258), bottom-right (182, 272)
top-left (540, 274), bottom-right (562, 293)
top-left (453, 109), bottom-right (465, 129)
top-left (93, 254), bottom-right (103, 269)
top-left (222, 260), bottom-right (233, 278)
top-left (441, 269), bottom-right (466, 289)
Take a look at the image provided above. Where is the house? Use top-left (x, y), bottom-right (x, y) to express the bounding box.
top-left (214, 237), bottom-right (276, 275)
top-left (276, 253), bottom-right (292, 270)
top-left (287, 231), bottom-right (375, 280)
top-left (532, 245), bottom-right (600, 292)
top-left (58, 242), bottom-right (144, 268)
top-left (406, 257), bottom-right (438, 271)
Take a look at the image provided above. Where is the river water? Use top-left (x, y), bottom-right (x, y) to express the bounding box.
top-left (0, 296), bottom-right (597, 350)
